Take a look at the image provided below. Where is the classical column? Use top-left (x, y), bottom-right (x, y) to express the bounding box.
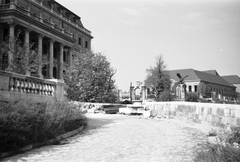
top-left (49, 39), bottom-right (54, 78)
top-left (8, 22), bottom-right (15, 67)
top-left (69, 48), bottom-right (73, 72)
top-left (24, 28), bottom-right (30, 75)
top-left (59, 43), bottom-right (64, 80)
top-left (37, 34), bottom-right (43, 78)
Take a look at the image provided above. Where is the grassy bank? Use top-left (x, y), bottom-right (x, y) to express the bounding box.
top-left (0, 98), bottom-right (87, 153)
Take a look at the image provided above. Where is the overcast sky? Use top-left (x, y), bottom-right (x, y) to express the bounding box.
top-left (57, 0), bottom-right (240, 91)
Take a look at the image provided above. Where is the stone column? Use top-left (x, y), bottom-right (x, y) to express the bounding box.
top-left (69, 48), bottom-right (73, 72)
top-left (49, 39), bottom-right (54, 78)
top-left (37, 34), bottom-right (43, 78)
top-left (24, 28), bottom-right (30, 75)
top-left (59, 43), bottom-right (64, 80)
top-left (8, 22), bottom-right (15, 66)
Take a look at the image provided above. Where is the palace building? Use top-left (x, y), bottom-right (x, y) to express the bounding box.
top-left (0, 0), bottom-right (93, 100)
top-left (0, 0), bottom-right (93, 79)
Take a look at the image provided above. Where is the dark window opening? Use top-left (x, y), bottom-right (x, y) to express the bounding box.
top-left (43, 44), bottom-right (48, 54)
top-left (5, 0), bottom-right (10, 4)
top-left (85, 41), bottom-right (88, 48)
top-left (63, 51), bottom-right (67, 62)
top-left (78, 37), bottom-right (81, 45)
top-left (54, 48), bottom-right (57, 59)
top-left (31, 39), bottom-right (36, 49)
top-left (194, 85), bottom-right (197, 92)
top-left (53, 67), bottom-right (57, 79)
top-left (189, 86), bottom-right (192, 92)
top-left (42, 65), bottom-right (47, 77)
top-left (3, 28), bottom-right (9, 41)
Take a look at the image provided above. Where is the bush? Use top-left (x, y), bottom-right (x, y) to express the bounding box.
top-left (186, 92), bottom-right (199, 102)
top-left (194, 127), bottom-right (240, 162)
top-left (0, 98), bottom-right (87, 153)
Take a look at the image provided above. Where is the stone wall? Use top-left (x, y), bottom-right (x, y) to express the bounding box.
top-left (145, 102), bottom-right (240, 127)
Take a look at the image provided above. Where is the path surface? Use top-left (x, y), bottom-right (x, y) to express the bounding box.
top-left (2, 113), bottom-right (213, 162)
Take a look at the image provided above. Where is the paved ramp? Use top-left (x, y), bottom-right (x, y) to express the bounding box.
top-left (2, 114), bottom-right (213, 162)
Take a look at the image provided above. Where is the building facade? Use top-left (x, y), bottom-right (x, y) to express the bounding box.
top-left (168, 69), bottom-right (237, 102)
top-left (0, 0), bottom-right (93, 79)
top-left (0, 0), bottom-right (93, 100)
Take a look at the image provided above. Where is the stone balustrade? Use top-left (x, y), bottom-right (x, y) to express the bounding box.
top-left (0, 70), bottom-right (65, 101)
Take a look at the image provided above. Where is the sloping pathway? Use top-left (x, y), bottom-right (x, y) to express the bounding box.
top-left (2, 113), bottom-right (213, 162)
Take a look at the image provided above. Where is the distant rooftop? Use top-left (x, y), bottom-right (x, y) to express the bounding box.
top-left (168, 68), bottom-right (234, 87)
top-left (222, 75), bottom-right (240, 84)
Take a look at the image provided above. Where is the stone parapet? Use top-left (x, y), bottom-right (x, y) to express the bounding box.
top-left (145, 101), bottom-right (240, 127)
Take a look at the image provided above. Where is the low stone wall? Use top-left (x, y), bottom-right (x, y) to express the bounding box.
top-left (145, 102), bottom-right (240, 127)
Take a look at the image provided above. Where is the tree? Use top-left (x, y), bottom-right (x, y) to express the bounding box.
top-left (64, 50), bottom-right (117, 103)
top-left (0, 30), bottom-right (48, 75)
top-left (145, 54), bottom-right (172, 101)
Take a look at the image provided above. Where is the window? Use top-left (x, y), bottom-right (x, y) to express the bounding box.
top-left (189, 85), bottom-right (192, 92)
top-left (5, 0), bottom-right (10, 4)
top-left (54, 48), bottom-right (57, 59)
top-left (85, 41), bottom-right (88, 48)
top-left (78, 37), bottom-right (81, 45)
top-left (194, 85), bottom-right (197, 92)
top-left (63, 51), bottom-right (67, 62)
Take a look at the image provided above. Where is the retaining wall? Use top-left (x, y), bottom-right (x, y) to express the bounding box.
top-left (145, 102), bottom-right (240, 127)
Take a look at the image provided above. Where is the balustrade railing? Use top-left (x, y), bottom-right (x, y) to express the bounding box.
top-left (9, 75), bottom-right (56, 97)
top-left (16, 5), bottom-right (28, 15)
top-left (0, 71), bottom-right (56, 97)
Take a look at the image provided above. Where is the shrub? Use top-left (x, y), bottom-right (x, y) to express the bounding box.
top-left (0, 98), bottom-right (87, 153)
top-left (194, 127), bottom-right (240, 162)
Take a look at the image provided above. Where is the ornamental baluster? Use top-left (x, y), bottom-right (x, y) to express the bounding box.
top-left (35, 82), bottom-right (39, 94)
top-left (29, 81), bottom-right (33, 93)
top-left (24, 80), bottom-right (28, 93)
top-left (47, 84), bottom-right (51, 96)
top-left (52, 85), bottom-right (55, 96)
top-left (21, 80), bottom-right (25, 93)
top-left (32, 82), bottom-right (36, 93)
top-left (15, 79), bottom-right (21, 92)
top-left (9, 77), bottom-right (14, 92)
top-left (44, 84), bottom-right (47, 95)
top-left (39, 83), bottom-right (42, 95)
top-left (49, 85), bottom-right (52, 96)
top-left (42, 84), bottom-right (46, 95)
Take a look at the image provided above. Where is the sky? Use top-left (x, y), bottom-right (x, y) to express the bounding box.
top-left (57, 0), bottom-right (240, 91)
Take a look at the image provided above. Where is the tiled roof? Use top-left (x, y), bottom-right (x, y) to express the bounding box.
top-left (168, 69), bottom-right (235, 87)
top-left (202, 70), bottom-right (220, 76)
top-left (222, 75), bottom-right (240, 84)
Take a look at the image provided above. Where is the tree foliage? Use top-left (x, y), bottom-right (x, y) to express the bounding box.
top-left (0, 30), bottom-right (48, 75)
top-left (145, 54), bottom-right (172, 101)
top-left (64, 51), bottom-right (117, 103)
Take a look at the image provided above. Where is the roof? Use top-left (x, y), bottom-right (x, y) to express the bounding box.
top-left (202, 70), bottom-right (220, 76)
top-left (222, 75), bottom-right (240, 84)
top-left (168, 69), bottom-right (235, 87)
